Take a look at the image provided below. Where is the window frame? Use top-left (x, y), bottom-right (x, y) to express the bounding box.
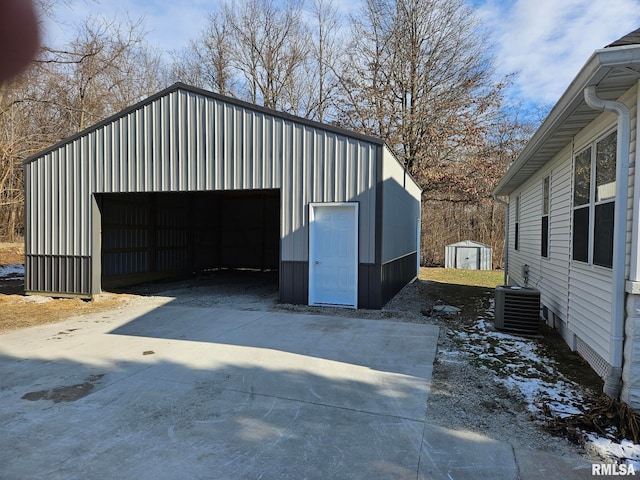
top-left (541, 175), bottom-right (550, 258)
top-left (571, 129), bottom-right (617, 268)
top-left (514, 195), bottom-right (520, 251)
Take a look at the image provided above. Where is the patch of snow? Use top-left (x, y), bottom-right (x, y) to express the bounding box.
top-left (432, 304), bottom-right (461, 315)
top-left (451, 310), bottom-right (640, 464)
top-left (0, 264), bottom-right (24, 279)
top-left (586, 434), bottom-right (640, 465)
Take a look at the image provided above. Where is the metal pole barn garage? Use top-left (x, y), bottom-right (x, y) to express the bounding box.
top-left (24, 83), bottom-right (421, 309)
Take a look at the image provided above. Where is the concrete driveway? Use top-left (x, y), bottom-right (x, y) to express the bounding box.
top-left (1, 300), bottom-right (525, 479)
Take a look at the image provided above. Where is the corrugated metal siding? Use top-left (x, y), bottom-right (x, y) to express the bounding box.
top-left (25, 147), bottom-right (92, 257)
top-left (25, 256), bottom-right (91, 295)
top-left (25, 87), bottom-right (379, 295)
top-left (282, 124), bottom-right (377, 263)
top-left (101, 194), bottom-right (152, 276)
top-left (381, 147), bottom-right (421, 263)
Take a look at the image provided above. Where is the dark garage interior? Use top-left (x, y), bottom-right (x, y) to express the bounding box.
top-left (96, 189), bottom-right (280, 291)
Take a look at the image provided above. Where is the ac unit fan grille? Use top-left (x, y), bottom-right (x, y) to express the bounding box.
top-left (495, 286), bottom-right (541, 335)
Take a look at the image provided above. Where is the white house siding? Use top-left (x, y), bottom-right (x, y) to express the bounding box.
top-left (505, 86), bottom-right (638, 379)
top-left (565, 104), bottom-right (617, 367)
top-left (568, 263), bottom-right (613, 363)
top-left (508, 145), bottom-right (572, 329)
top-left (568, 87), bottom-right (637, 372)
top-left (623, 83), bottom-right (640, 405)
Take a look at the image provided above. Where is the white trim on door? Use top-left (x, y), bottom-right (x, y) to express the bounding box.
top-left (308, 202), bottom-right (359, 308)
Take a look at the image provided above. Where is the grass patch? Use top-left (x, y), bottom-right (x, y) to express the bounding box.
top-left (0, 242), bottom-right (24, 265)
top-left (419, 267), bottom-right (504, 289)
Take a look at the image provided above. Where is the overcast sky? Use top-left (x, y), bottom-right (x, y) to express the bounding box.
top-left (45, 0), bottom-right (640, 111)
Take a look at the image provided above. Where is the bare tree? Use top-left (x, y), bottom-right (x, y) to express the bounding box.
top-left (333, 0), bottom-right (395, 138)
top-left (171, 0), bottom-right (310, 115)
top-left (0, 13), bottom-right (164, 240)
top-left (301, 0), bottom-right (342, 122)
top-left (170, 12), bottom-right (236, 95)
top-left (223, 0), bottom-right (310, 112)
top-left (337, 0), bottom-right (502, 178)
top-left (37, 15), bottom-right (164, 132)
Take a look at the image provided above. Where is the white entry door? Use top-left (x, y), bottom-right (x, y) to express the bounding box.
top-left (309, 203), bottom-right (358, 308)
top-left (456, 247), bottom-right (479, 270)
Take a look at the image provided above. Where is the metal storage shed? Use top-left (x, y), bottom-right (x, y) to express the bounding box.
top-left (24, 83), bottom-right (422, 309)
top-left (445, 240), bottom-right (492, 270)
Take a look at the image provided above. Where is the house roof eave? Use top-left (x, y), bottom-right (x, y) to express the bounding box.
top-left (493, 45), bottom-right (640, 197)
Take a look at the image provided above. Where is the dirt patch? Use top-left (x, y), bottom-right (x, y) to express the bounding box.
top-left (0, 294), bottom-right (130, 334)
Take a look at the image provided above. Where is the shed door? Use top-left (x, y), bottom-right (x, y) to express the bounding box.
top-left (456, 247), bottom-right (480, 270)
top-left (309, 203), bottom-right (358, 308)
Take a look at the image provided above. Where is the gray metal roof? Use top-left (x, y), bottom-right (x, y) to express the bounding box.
top-left (493, 44), bottom-right (640, 196)
top-left (25, 82), bottom-right (385, 165)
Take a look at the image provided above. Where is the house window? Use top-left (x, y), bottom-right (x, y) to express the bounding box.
top-left (541, 176), bottom-right (550, 258)
top-left (572, 130), bottom-right (616, 267)
top-left (514, 196), bottom-right (520, 251)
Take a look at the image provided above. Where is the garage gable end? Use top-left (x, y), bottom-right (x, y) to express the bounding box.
top-left (24, 83), bottom-right (384, 298)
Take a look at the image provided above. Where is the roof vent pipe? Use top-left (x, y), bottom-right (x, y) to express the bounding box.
top-left (583, 85), bottom-right (630, 400)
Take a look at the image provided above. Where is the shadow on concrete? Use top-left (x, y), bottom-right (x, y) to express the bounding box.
top-left (0, 303), bottom-right (523, 479)
top-left (107, 305), bottom-right (437, 378)
top-left (1, 350), bottom-right (428, 478)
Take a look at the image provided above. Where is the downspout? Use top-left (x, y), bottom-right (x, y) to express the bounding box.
top-left (493, 194), bottom-right (509, 285)
top-left (584, 85), bottom-right (630, 399)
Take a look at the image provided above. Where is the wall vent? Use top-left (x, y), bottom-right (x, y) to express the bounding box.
top-left (494, 286), bottom-right (541, 336)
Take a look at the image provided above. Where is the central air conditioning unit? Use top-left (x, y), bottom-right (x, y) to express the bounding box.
top-left (494, 286), bottom-right (541, 336)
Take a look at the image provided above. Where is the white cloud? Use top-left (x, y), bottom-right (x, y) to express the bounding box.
top-left (477, 0), bottom-right (640, 105)
top-left (39, 0), bottom-right (640, 110)
top-left (42, 0), bottom-right (214, 55)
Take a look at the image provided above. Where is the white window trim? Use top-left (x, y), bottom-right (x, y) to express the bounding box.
top-left (571, 128), bottom-right (617, 267)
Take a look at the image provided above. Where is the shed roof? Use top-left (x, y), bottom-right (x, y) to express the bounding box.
top-left (25, 82), bottom-right (385, 165)
top-left (447, 240), bottom-right (492, 249)
top-left (493, 29), bottom-right (640, 196)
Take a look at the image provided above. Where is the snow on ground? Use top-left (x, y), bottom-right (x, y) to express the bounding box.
top-left (452, 304), bottom-right (640, 465)
top-left (0, 264), bottom-right (24, 279)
